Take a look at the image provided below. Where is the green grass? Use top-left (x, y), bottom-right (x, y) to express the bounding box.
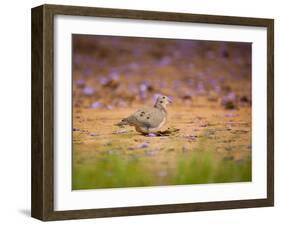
top-left (73, 155), bottom-right (154, 189)
top-left (173, 138), bottom-right (251, 185)
top-left (73, 141), bottom-right (251, 190)
top-left (174, 151), bottom-right (251, 185)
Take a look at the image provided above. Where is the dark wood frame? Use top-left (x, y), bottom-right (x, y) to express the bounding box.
top-left (31, 4), bottom-right (274, 221)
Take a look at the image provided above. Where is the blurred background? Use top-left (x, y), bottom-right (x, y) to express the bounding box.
top-left (72, 35), bottom-right (252, 110)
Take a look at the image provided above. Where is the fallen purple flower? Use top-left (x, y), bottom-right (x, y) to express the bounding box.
top-left (222, 92), bottom-right (236, 102)
top-left (109, 71), bottom-right (120, 81)
top-left (90, 101), bottom-right (103, 109)
top-left (196, 82), bottom-right (206, 95)
top-left (139, 83), bottom-right (148, 92)
top-left (158, 56), bottom-right (171, 66)
top-left (147, 133), bottom-right (157, 137)
top-left (129, 62), bottom-right (140, 70)
top-left (76, 79), bottom-right (85, 87)
top-left (83, 86), bottom-right (95, 96)
top-left (225, 113), bottom-right (239, 117)
top-left (99, 77), bottom-right (109, 85)
top-left (117, 100), bottom-right (128, 108)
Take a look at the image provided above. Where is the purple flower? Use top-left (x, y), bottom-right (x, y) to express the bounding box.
top-left (196, 82), bottom-right (205, 94)
top-left (214, 85), bottom-right (221, 93)
top-left (90, 101), bottom-right (103, 109)
top-left (83, 86), bottom-right (95, 96)
top-left (224, 113), bottom-right (239, 117)
top-left (129, 62), bottom-right (139, 70)
top-left (76, 79), bottom-right (85, 87)
top-left (147, 133), bottom-right (157, 137)
top-left (83, 68), bottom-right (93, 76)
top-left (227, 92), bottom-right (236, 101)
top-left (222, 92), bottom-right (237, 104)
top-left (158, 56), bottom-right (171, 66)
top-left (139, 83), bottom-right (148, 92)
top-left (99, 76), bottom-right (109, 85)
top-left (117, 100), bottom-right (128, 108)
top-left (109, 71), bottom-right (120, 81)
top-left (139, 80), bottom-right (150, 92)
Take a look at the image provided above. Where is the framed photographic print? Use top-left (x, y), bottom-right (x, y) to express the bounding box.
top-left (31, 4), bottom-right (274, 221)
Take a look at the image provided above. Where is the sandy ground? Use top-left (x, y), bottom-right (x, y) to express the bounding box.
top-left (73, 100), bottom-right (251, 181)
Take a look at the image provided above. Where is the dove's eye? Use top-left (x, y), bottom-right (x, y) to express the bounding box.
top-left (162, 97), bottom-right (165, 99)
top-left (160, 101), bottom-right (163, 104)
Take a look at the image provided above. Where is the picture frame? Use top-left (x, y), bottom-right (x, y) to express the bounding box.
top-left (31, 4), bottom-right (274, 221)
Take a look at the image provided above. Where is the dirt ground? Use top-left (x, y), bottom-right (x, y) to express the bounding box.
top-left (73, 99), bottom-right (251, 178)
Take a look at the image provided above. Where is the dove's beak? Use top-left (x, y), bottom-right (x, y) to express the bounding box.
top-left (168, 97), bottom-right (173, 103)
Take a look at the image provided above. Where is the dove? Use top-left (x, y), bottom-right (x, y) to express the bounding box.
top-left (116, 95), bottom-right (172, 134)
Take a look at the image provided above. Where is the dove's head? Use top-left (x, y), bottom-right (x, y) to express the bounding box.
top-left (154, 95), bottom-right (172, 109)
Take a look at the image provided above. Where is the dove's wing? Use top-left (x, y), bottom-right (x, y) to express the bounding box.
top-left (131, 107), bottom-right (166, 129)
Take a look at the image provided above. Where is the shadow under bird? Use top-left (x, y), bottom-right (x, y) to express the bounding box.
top-left (116, 95), bottom-right (172, 134)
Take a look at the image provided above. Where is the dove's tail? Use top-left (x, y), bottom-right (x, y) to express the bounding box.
top-left (115, 118), bottom-right (129, 127)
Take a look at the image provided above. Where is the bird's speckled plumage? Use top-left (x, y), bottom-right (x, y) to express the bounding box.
top-left (116, 95), bottom-right (172, 134)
